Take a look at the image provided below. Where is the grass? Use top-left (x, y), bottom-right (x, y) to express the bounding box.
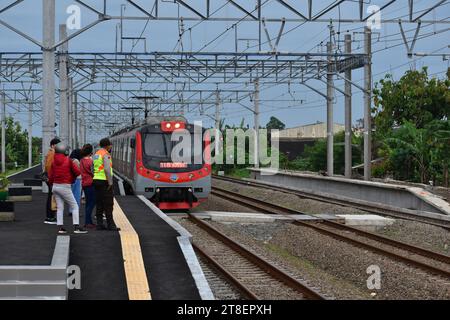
top-left (228, 168), bottom-right (251, 179)
top-left (264, 243), bottom-right (317, 272)
top-left (263, 242), bottom-right (369, 298)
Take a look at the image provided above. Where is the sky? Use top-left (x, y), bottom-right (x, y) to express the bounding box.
top-left (0, 0), bottom-right (449, 141)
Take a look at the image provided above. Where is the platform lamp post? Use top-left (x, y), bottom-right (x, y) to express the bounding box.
top-left (131, 96), bottom-right (160, 119)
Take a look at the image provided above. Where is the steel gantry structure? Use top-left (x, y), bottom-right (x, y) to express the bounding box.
top-left (0, 0), bottom-right (449, 180)
top-left (0, 49), bottom-right (367, 146)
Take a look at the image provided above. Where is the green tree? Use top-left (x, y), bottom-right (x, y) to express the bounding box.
top-left (426, 120), bottom-right (450, 187)
top-left (266, 116), bottom-right (286, 130)
top-left (375, 120), bottom-right (450, 185)
top-left (372, 68), bottom-right (450, 185)
top-left (382, 122), bottom-right (431, 183)
top-left (373, 67), bottom-right (450, 133)
top-left (0, 117), bottom-right (41, 169)
top-left (287, 131), bottom-right (363, 175)
top-left (4, 117), bottom-right (27, 165)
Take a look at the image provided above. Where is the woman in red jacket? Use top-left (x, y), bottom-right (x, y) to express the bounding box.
top-left (48, 143), bottom-right (88, 234)
top-left (80, 144), bottom-right (96, 228)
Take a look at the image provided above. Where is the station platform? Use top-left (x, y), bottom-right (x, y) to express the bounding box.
top-left (0, 166), bottom-right (212, 300)
top-left (8, 165), bottom-right (42, 186)
top-left (250, 168), bottom-right (450, 216)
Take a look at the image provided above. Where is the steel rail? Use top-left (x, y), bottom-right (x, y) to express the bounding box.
top-left (212, 175), bottom-right (450, 230)
top-left (189, 214), bottom-right (327, 300)
top-left (210, 183), bottom-right (450, 279)
top-left (192, 244), bottom-right (258, 300)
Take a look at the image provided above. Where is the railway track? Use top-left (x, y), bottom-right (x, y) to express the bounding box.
top-left (210, 184), bottom-right (450, 279)
top-left (196, 254), bottom-right (246, 300)
top-left (212, 175), bottom-right (450, 230)
top-left (185, 215), bottom-right (327, 300)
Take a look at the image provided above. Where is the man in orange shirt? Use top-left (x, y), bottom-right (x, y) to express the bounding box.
top-left (44, 138), bottom-right (61, 224)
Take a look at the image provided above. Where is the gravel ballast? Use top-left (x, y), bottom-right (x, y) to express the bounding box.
top-left (186, 178), bottom-right (450, 299)
top-left (212, 178), bottom-right (450, 257)
top-left (197, 255), bottom-right (245, 300)
top-left (206, 220), bottom-right (450, 300)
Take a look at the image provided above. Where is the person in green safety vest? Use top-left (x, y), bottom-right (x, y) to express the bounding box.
top-left (93, 138), bottom-right (120, 231)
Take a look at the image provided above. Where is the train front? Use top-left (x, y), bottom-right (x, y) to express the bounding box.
top-left (134, 119), bottom-right (211, 210)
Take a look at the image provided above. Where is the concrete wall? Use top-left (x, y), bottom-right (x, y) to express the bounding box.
top-left (272, 122), bottom-right (345, 139)
top-left (251, 169), bottom-right (446, 215)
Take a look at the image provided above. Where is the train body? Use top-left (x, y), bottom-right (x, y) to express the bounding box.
top-left (110, 117), bottom-right (211, 210)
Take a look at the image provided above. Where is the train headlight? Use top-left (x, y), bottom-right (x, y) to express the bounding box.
top-left (166, 123), bottom-right (172, 129)
top-left (174, 122), bottom-right (181, 129)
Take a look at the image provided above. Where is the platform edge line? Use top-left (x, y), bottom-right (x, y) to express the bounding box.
top-left (114, 199), bottom-right (152, 300)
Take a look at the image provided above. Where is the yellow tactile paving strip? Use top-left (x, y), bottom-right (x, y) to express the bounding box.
top-left (113, 199), bottom-right (152, 300)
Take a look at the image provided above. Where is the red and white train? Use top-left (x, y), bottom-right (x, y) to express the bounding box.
top-left (110, 117), bottom-right (211, 210)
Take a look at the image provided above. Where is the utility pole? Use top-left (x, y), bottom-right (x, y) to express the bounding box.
top-left (215, 90), bottom-right (220, 130)
top-left (79, 104), bottom-right (85, 146)
top-left (254, 78), bottom-right (260, 169)
top-left (344, 34), bottom-right (352, 178)
top-left (364, 27), bottom-right (372, 181)
top-left (327, 42), bottom-right (334, 176)
top-left (68, 78), bottom-right (73, 147)
top-left (215, 90), bottom-right (221, 156)
top-left (59, 24), bottom-right (69, 144)
top-left (74, 91), bottom-right (78, 148)
top-left (1, 92), bottom-right (5, 173)
top-left (28, 103), bottom-right (33, 168)
top-left (42, 0), bottom-right (56, 168)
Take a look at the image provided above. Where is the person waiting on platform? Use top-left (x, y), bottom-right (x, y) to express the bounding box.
top-left (69, 149), bottom-right (82, 217)
top-left (80, 144), bottom-right (96, 229)
top-left (93, 138), bottom-right (120, 231)
top-left (48, 143), bottom-right (88, 234)
top-left (43, 137), bottom-right (60, 224)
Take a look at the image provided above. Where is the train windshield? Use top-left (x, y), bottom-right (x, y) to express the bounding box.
top-left (144, 133), bottom-right (172, 158)
top-left (143, 132), bottom-right (204, 172)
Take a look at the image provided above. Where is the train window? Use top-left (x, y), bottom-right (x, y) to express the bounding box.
top-left (124, 138), bottom-right (126, 162)
top-left (122, 139), bottom-right (126, 161)
top-left (144, 133), bottom-right (171, 158)
top-left (128, 138), bottom-right (132, 162)
top-left (143, 132), bottom-right (203, 161)
top-left (126, 137), bottom-right (131, 163)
